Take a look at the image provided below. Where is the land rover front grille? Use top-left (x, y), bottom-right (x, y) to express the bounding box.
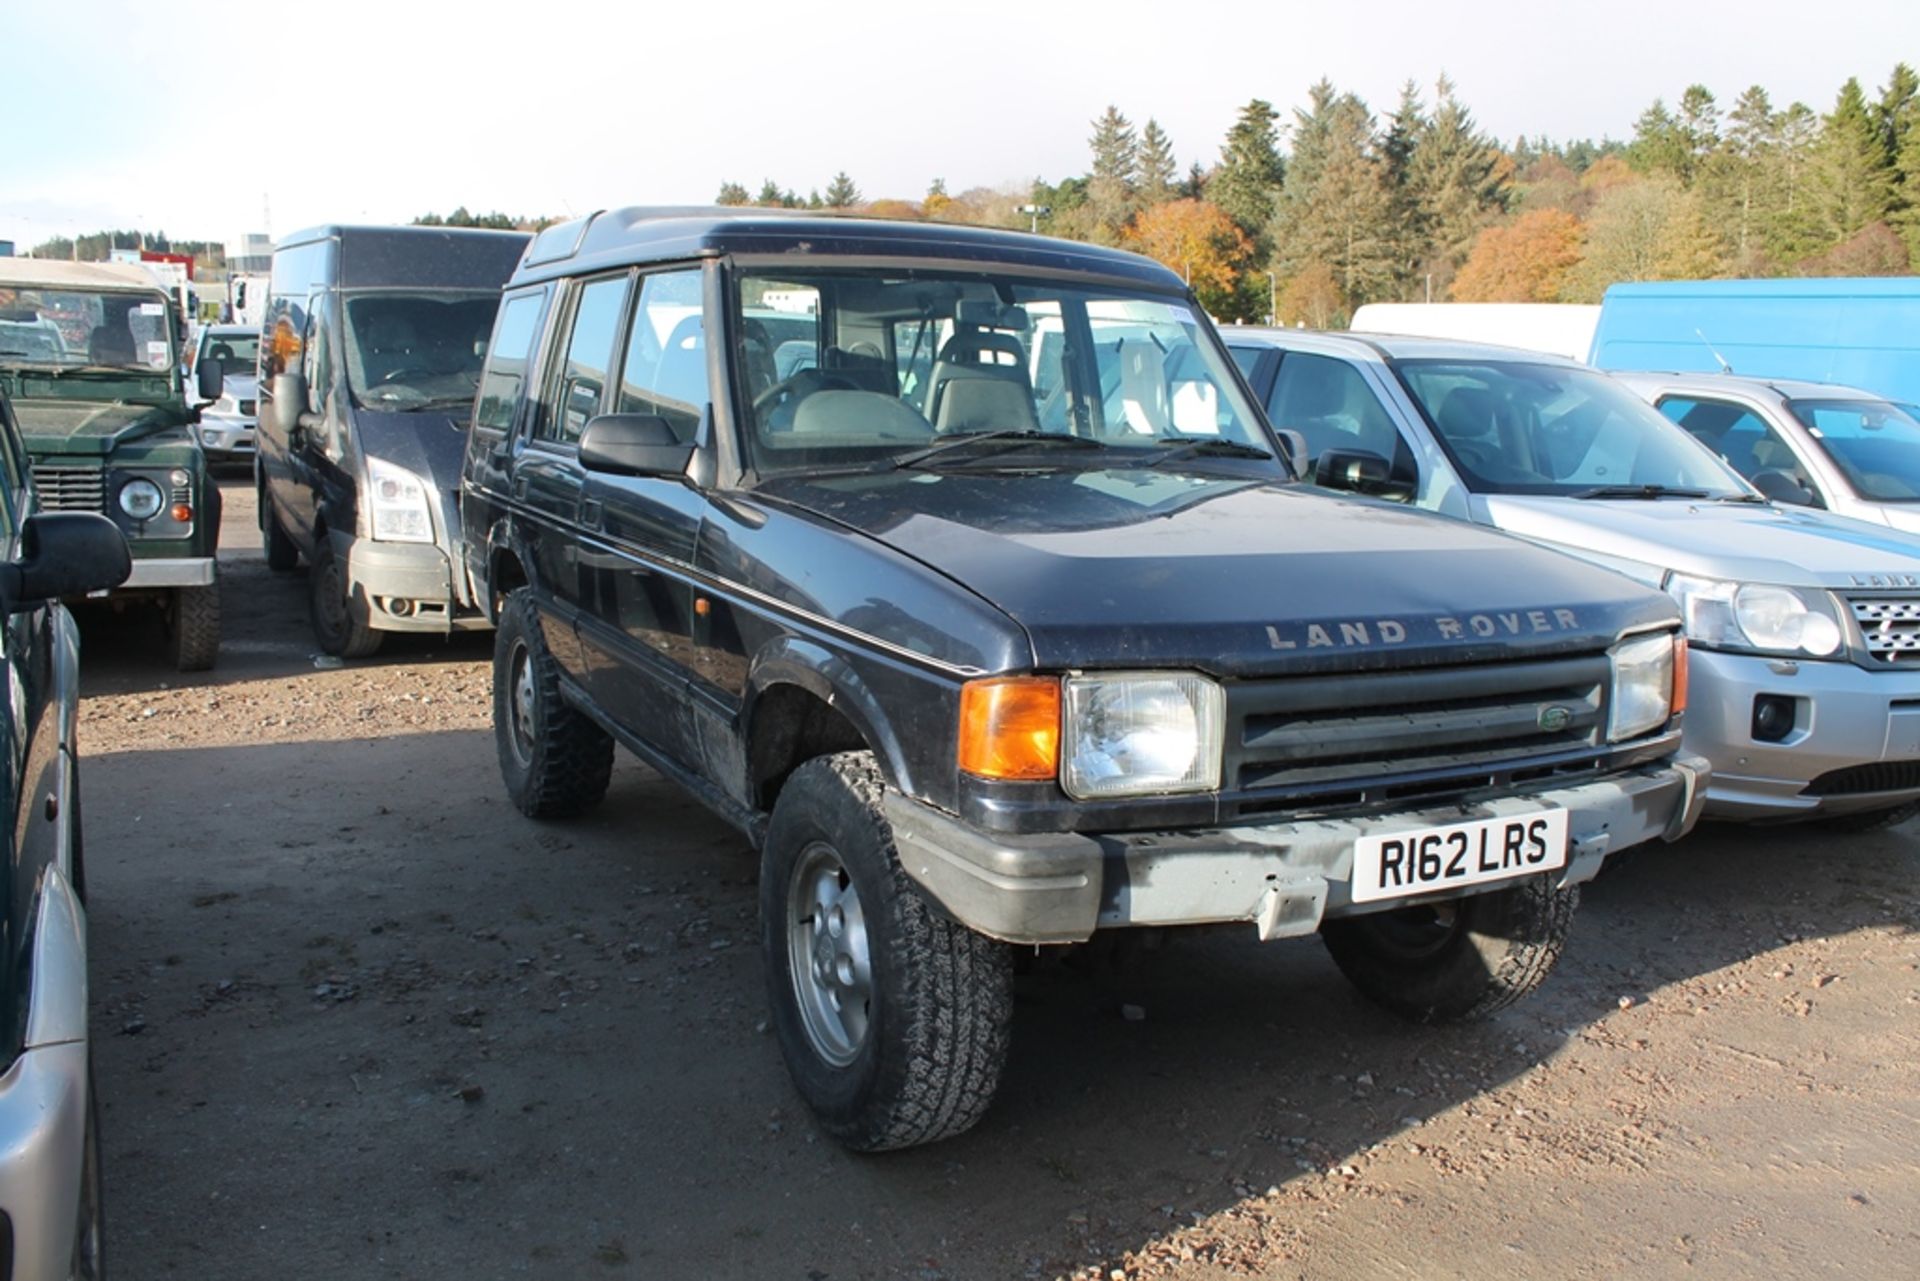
top-left (1226, 654), bottom-right (1612, 814)
top-left (1846, 596), bottom-right (1920, 661)
top-left (30, 466), bottom-right (105, 513)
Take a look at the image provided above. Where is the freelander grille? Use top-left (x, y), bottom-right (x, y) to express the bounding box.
top-left (1226, 653), bottom-right (1613, 816)
top-left (29, 465), bottom-right (105, 514)
top-left (1846, 594), bottom-right (1920, 661)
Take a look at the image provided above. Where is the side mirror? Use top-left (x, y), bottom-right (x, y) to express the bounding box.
top-left (196, 359), bottom-right (224, 403)
top-left (1750, 471), bottom-right (1821, 507)
top-left (1273, 428), bottom-right (1309, 476)
top-left (1315, 448), bottom-right (1392, 493)
top-left (270, 372), bottom-right (308, 435)
top-left (0, 514), bottom-right (131, 612)
top-left (579, 414), bottom-right (694, 479)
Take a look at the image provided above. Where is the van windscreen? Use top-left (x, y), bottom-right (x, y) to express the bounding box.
top-left (342, 291), bottom-right (501, 412)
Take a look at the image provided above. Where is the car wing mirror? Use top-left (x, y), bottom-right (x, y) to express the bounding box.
top-left (0, 513), bottom-right (131, 612)
top-left (1273, 428), bottom-right (1309, 477)
top-left (1315, 448), bottom-right (1396, 493)
top-left (195, 358), bottom-right (224, 403)
top-left (1750, 471), bottom-right (1820, 507)
top-left (579, 413), bottom-right (694, 479)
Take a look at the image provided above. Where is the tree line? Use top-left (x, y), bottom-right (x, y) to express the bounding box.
top-left (31, 65), bottom-right (1918, 322)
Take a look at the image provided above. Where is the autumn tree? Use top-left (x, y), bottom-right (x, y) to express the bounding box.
top-left (824, 172), bottom-right (862, 208)
top-left (1276, 262), bottom-right (1346, 329)
top-left (1566, 178), bottom-right (1724, 301)
top-left (923, 178), bottom-right (952, 220)
top-left (1798, 221), bottom-right (1911, 275)
top-left (1450, 208), bottom-right (1585, 301)
top-left (1123, 199), bottom-right (1252, 316)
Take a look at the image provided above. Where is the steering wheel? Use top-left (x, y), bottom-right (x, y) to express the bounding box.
top-left (1449, 439), bottom-right (1499, 474)
top-left (753, 368), bottom-right (858, 415)
top-left (378, 366), bottom-right (435, 385)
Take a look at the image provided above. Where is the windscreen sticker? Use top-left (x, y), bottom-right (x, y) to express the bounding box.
top-left (139, 302), bottom-right (166, 316)
top-left (145, 340), bottom-right (171, 366)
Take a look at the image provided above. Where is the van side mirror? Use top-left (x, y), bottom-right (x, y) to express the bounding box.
top-left (1750, 471), bottom-right (1821, 507)
top-left (579, 414), bottom-right (694, 479)
top-left (0, 514), bottom-right (131, 612)
top-left (271, 372), bottom-right (308, 435)
top-left (196, 359), bottom-right (224, 403)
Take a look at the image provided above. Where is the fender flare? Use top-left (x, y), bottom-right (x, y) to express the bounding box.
top-left (743, 637), bottom-right (918, 798)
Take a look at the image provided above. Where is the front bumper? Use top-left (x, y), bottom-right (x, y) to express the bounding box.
top-left (0, 1041), bottom-right (89, 1281)
top-left (886, 755), bottom-right (1709, 946)
top-left (1685, 648), bottom-right (1920, 820)
top-left (195, 413), bottom-right (256, 459)
top-left (116, 556), bottom-right (217, 590)
top-left (340, 534), bottom-right (488, 634)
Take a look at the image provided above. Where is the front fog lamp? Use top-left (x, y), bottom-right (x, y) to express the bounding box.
top-left (1062, 672), bottom-right (1224, 799)
top-left (367, 457), bottom-right (434, 543)
top-left (118, 477), bottom-right (164, 520)
top-left (1608, 632), bottom-right (1682, 742)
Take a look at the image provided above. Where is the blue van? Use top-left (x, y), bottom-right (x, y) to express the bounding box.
top-left (1589, 278), bottom-right (1920, 407)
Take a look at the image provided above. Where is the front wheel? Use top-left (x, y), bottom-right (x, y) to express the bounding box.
top-left (1321, 875), bottom-right (1577, 1023)
top-left (309, 541), bottom-right (382, 659)
top-left (491, 588), bottom-right (613, 817)
top-left (760, 752), bottom-right (1013, 1151)
top-left (168, 583), bottom-right (220, 672)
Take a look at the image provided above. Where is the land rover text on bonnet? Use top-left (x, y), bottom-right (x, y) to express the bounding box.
top-left (460, 210), bottom-right (1707, 1150)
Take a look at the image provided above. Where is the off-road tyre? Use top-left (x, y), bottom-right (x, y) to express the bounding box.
top-left (168, 583), bottom-right (221, 672)
top-left (760, 752), bottom-right (1013, 1152)
top-left (1322, 874), bottom-right (1577, 1024)
top-left (261, 493), bottom-right (299, 572)
top-left (309, 542), bottom-right (382, 659)
top-left (492, 588), bottom-right (613, 818)
top-left (1819, 802), bottom-right (1920, 833)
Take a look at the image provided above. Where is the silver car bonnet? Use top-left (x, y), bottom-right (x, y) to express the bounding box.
top-left (1478, 494), bottom-right (1920, 589)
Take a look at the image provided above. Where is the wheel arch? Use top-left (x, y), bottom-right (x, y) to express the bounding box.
top-left (743, 639), bottom-right (915, 812)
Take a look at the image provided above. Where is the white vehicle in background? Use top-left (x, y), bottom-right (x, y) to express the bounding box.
top-left (1616, 371), bottom-right (1920, 535)
top-left (227, 273), bottom-right (269, 329)
top-left (1349, 303), bottom-right (1601, 362)
top-left (186, 323), bottom-right (260, 463)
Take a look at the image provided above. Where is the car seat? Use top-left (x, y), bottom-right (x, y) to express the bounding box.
top-left (924, 330), bottom-right (1037, 434)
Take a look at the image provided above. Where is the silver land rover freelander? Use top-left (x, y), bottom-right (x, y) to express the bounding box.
top-left (1227, 329), bottom-right (1920, 829)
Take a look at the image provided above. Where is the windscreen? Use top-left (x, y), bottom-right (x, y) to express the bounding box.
top-left (342, 290), bottom-right (502, 411)
top-left (0, 286), bottom-right (174, 371)
top-left (199, 331), bottom-right (260, 376)
top-left (733, 266), bottom-right (1274, 475)
top-left (1394, 359), bottom-right (1750, 497)
top-left (1787, 398), bottom-right (1920, 502)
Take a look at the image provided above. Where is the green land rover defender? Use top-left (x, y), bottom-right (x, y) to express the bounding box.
top-left (0, 259), bottom-right (221, 670)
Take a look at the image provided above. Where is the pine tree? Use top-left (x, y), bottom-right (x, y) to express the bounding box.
top-left (1406, 76), bottom-right (1510, 288)
top-left (1769, 102), bottom-right (1826, 263)
top-left (1380, 80), bottom-right (1431, 295)
top-left (1896, 120), bottom-right (1920, 267)
top-left (1628, 99), bottom-right (1691, 180)
top-left (716, 181), bottom-right (750, 206)
top-left (1700, 86), bottom-right (1775, 267)
top-left (1271, 83), bottom-right (1400, 309)
top-left (1873, 63), bottom-right (1919, 166)
top-left (755, 179), bottom-right (784, 207)
top-left (1138, 119), bottom-right (1179, 205)
top-left (1676, 85), bottom-right (1720, 182)
top-left (1811, 78), bottom-right (1899, 247)
top-left (1210, 99), bottom-right (1286, 244)
top-left (824, 172), bottom-right (861, 208)
top-left (1087, 106), bottom-right (1139, 241)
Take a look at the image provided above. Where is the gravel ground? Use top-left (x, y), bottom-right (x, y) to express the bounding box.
top-left (73, 478), bottom-right (1920, 1280)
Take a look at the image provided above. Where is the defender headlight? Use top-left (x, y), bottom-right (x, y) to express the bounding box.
top-left (1061, 672), bottom-right (1224, 799)
top-left (367, 457), bottom-right (434, 543)
top-left (1665, 573), bottom-right (1842, 657)
top-left (1608, 631), bottom-right (1683, 742)
top-left (118, 477), bottom-right (165, 520)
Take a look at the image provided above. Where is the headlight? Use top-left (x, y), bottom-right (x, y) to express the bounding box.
top-left (1665, 573), bottom-right (1842, 656)
top-left (1608, 631), bottom-right (1681, 741)
top-left (367, 457), bottom-right (433, 543)
top-left (1061, 672), bottom-right (1224, 799)
top-left (118, 477), bottom-right (164, 520)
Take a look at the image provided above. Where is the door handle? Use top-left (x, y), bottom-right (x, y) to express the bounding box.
top-left (580, 497), bottom-right (604, 529)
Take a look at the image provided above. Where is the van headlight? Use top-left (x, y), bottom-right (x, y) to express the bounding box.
top-left (367, 458), bottom-right (434, 543)
top-left (1608, 631), bottom-right (1684, 742)
top-left (1061, 672), bottom-right (1224, 799)
top-left (1665, 573), bottom-right (1842, 656)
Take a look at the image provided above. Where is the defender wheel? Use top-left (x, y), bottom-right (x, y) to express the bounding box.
top-left (1322, 875), bottom-right (1577, 1023)
top-left (760, 752), bottom-right (1013, 1151)
top-left (168, 583), bottom-right (221, 672)
top-left (1819, 802), bottom-right (1920, 833)
top-left (309, 542), bottom-right (382, 659)
top-left (492, 588), bottom-right (613, 818)
top-left (261, 494), bottom-right (298, 572)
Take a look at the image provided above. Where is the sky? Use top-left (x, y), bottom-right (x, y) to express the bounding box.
top-left (3, 0), bottom-right (1915, 251)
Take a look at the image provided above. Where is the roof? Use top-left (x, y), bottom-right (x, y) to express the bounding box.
top-left (1604, 276), bottom-right (1920, 301)
top-left (0, 258), bottom-right (171, 293)
top-left (275, 224), bottom-right (531, 290)
top-left (1226, 326), bottom-right (1589, 367)
top-left (510, 207), bottom-right (1187, 291)
top-left (1608, 369), bottom-right (1887, 401)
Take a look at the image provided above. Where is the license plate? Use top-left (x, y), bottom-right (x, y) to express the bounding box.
top-left (1351, 809), bottom-right (1568, 904)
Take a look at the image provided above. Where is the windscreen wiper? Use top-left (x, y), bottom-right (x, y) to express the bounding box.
top-left (1135, 435), bottom-right (1273, 466)
top-left (889, 429), bottom-right (1105, 470)
top-left (1572, 484), bottom-right (1712, 500)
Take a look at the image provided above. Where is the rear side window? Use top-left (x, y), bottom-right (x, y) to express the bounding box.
top-left (475, 289), bottom-right (549, 434)
top-left (616, 271), bottom-right (706, 442)
top-left (1266, 352), bottom-right (1406, 467)
top-left (542, 276), bottom-right (631, 446)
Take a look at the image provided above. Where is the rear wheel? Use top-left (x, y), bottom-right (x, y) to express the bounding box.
top-left (1322, 875), bottom-right (1577, 1023)
top-left (761, 752), bottom-right (1013, 1151)
top-left (168, 583), bottom-right (220, 672)
top-left (492, 588), bottom-right (613, 817)
top-left (1819, 802), bottom-right (1920, 833)
top-left (309, 541), bottom-right (382, 659)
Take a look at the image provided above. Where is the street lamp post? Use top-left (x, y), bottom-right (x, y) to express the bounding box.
top-left (1267, 272), bottom-right (1277, 326)
top-left (1017, 203), bottom-right (1051, 235)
